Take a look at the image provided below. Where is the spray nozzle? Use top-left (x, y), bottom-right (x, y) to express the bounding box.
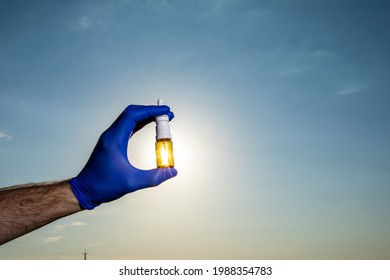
top-left (155, 99), bottom-right (172, 140)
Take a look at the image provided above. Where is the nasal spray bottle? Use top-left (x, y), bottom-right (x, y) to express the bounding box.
top-left (155, 99), bottom-right (174, 168)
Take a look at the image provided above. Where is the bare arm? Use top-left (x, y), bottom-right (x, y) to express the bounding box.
top-left (0, 180), bottom-right (82, 245)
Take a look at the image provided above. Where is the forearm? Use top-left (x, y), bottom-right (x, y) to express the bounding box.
top-left (0, 180), bottom-right (82, 245)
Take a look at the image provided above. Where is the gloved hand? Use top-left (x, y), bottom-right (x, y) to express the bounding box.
top-left (69, 104), bottom-right (178, 210)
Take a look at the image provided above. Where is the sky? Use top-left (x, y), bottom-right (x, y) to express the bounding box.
top-left (0, 0), bottom-right (389, 259)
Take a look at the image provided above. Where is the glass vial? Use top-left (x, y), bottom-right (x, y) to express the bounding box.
top-left (155, 138), bottom-right (174, 168)
top-left (155, 99), bottom-right (174, 168)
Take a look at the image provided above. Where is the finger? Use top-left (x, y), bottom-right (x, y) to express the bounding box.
top-left (130, 105), bottom-right (171, 123)
top-left (133, 110), bottom-right (175, 134)
top-left (167, 111), bottom-right (175, 121)
top-left (129, 104), bottom-right (172, 135)
top-left (108, 104), bottom-right (171, 143)
top-left (136, 168), bottom-right (178, 189)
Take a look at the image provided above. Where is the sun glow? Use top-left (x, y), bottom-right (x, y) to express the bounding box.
top-left (127, 101), bottom-right (216, 176)
top-left (155, 138), bottom-right (174, 168)
top-left (161, 149), bottom-right (169, 166)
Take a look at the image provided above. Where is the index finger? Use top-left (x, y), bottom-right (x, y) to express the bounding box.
top-left (126, 104), bottom-right (171, 123)
top-left (111, 104), bottom-right (172, 145)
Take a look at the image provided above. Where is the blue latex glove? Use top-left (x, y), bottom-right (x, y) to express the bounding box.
top-left (70, 104), bottom-right (178, 210)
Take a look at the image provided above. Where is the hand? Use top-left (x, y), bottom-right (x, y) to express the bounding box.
top-left (69, 104), bottom-right (178, 210)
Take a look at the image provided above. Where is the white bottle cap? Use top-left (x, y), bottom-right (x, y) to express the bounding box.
top-left (155, 99), bottom-right (172, 139)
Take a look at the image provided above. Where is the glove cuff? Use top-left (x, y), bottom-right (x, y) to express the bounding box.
top-left (69, 177), bottom-right (98, 210)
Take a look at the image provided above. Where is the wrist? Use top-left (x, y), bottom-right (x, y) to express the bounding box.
top-left (69, 177), bottom-right (99, 210)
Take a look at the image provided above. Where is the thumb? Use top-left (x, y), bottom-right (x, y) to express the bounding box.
top-left (139, 168), bottom-right (178, 189)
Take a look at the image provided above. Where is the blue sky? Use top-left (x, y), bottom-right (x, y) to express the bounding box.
top-left (1, 0), bottom-right (390, 259)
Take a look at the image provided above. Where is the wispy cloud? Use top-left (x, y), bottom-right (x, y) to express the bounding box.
top-left (337, 85), bottom-right (362, 96)
top-left (53, 221), bottom-right (87, 232)
top-left (44, 236), bottom-right (63, 243)
top-left (71, 221), bottom-right (87, 227)
top-left (70, 5), bottom-right (112, 32)
top-left (70, 16), bottom-right (93, 31)
top-left (310, 49), bottom-right (338, 59)
top-left (54, 224), bottom-right (66, 232)
top-left (0, 131), bottom-right (12, 141)
top-left (78, 16), bottom-right (91, 30)
top-left (279, 65), bottom-right (311, 76)
top-left (278, 49), bottom-right (337, 76)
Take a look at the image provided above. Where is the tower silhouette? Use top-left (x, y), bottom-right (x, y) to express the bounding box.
top-left (82, 249), bottom-right (88, 260)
